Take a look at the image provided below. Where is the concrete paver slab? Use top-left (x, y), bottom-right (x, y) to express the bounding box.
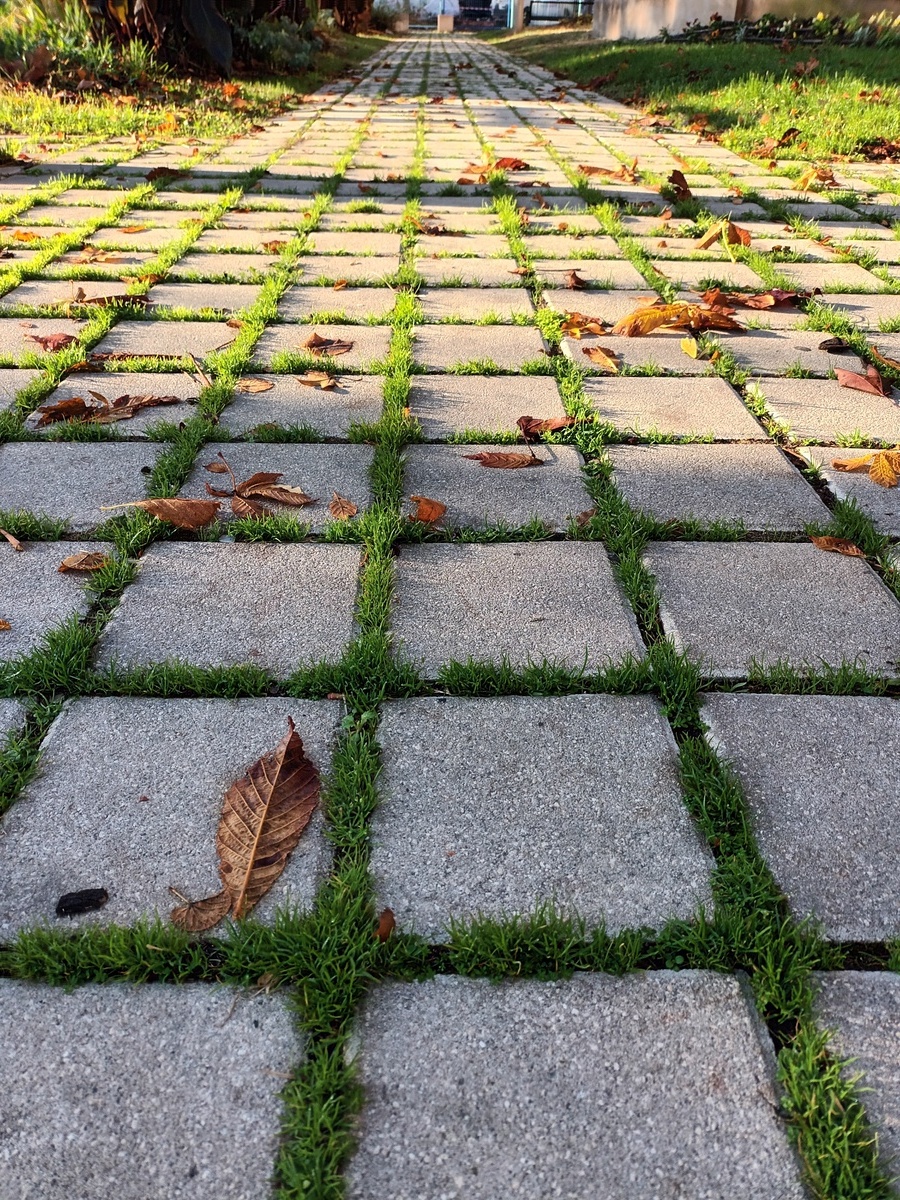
top-left (417, 287), bottom-right (534, 322)
top-left (583, 375), bottom-right (766, 439)
top-left (407, 373), bottom-right (563, 437)
top-left (802, 445), bottom-right (900, 534)
top-left (278, 285), bottom-right (396, 321)
top-left (412, 325), bottom-right (547, 371)
top-left (253, 323), bottom-right (391, 370)
top-left (219, 374), bottom-right (382, 437)
top-left (723, 332), bottom-right (866, 376)
top-left (416, 257), bottom-right (523, 285)
top-left (93, 320), bottom-right (236, 360)
top-left (758, 378), bottom-right (900, 442)
top-left (0, 319), bottom-right (85, 364)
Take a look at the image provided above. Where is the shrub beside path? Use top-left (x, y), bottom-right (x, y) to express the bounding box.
top-left (0, 31), bottom-right (899, 1200)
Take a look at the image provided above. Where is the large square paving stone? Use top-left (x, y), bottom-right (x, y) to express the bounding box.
top-left (97, 543), bottom-right (361, 676)
top-left (802, 445), bottom-right (900, 535)
top-left (0, 698), bottom-right (26, 741)
top-left (219, 374), bottom-right (382, 438)
top-left (417, 287), bottom-right (534, 322)
top-left (179, 443), bottom-right (373, 531)
top-left (408, 374), bottom-right (564, 438)
top-left (278, 285), bottom-right (396, 321)
top-left (0, 696), bottom-right (340, 934)
top-left (147, 282), bottom-right (262, 313)
top-left (392, 543), bottom-right (644, 676)
top-left (253, 323), bottom-right (391, 370)
top-left (345, 972), bottom-right (806, 1200)
top-left (412, 325), bottom-right (548, 371)
top-left (92, 320), bottom-right (237, 361)
top-left (416, 257), bottom-right (522, 286)
top-left (0, 318), bottom-right (85, 364)
top-left (0, 367), bottom-right (40, 412)
top-left (0, 442), bottom-right (162, 532)
top-left (723, 332), bottom-right (866, 376)
top-left (403, 444), bottom-right (589, 531)
top-left (814, 972), bottom-right (900, 1170)
top-left (758, 378), bottom-right (900, 443)
top-left (703, 694), bottom-right (900, 940)
top-left (0, 541), bottom-right (111, 661)
top-left (533, 258), bottom-right (647, 289)
top-left (609, 444), bottom-right (830, 532)
top-left (0, 980), bottom-right (301, 1200)
top-left (646, 541), bottom-right (900, 678)
top-left (371, 695), bottom-right (712, 939)
top-left (29, 370), bottom-right (201, 434)
top-left (584, 375), bottom-right (765, 439)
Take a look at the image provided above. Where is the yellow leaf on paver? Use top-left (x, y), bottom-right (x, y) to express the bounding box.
top-left (582, 345), bottom-right (619, 372)
top-left (831, 453), bottom-right (875, 474)
top-left (869, 452), bottom-right (900, 489)
top-left (681, 336), bottom-right (699, 359)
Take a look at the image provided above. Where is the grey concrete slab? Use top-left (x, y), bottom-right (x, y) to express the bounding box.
top-left (758, 378), bottom-right (900, 442)
top-left (654, 260), bottom-right (765, 290)
top-left (93, 320), bottom-right (236, 360)
top-left (295, 255), bottom-right (397, 284)
top-left (647, 541), bottom-right (900, 678)
top-left (415, 257), bottom-right (523, 286)
top-left (0, 980), bottom-right (301, 1200)
top-left (346, 972), bottom-right (806, 1200)
top-left (0, 367), bottom-right (39, 412)
top-left (392, 543), bottom-right (645, 676)
top-left (403, 443), bottom-right (589, 531)
top-left (816, 293), bottom-right (900, 329)
top-left (414, 233), bottom-right (511, 258)
top-left (372, 695), bottom-right (710, 938)
top-left (412, 325), bottom-right (547, 372)
top-left (407, 374), bottom-right (564, 438)
top-left (609, 443), bottom-right (830, 531)
top-left (0, 442), bottom-right (161, 532)
top-left (0, 318), bottom-right (85, 364)
top-left (253, 324), bottom-right (391, 370)
top-left (814, 972), bottom-right (900, 1171)
top-left (179, 443), bottom-right (373, 531)
top-left (521, 234), bottom-right (622, 258)
top-left (0, 699), bottom-right (25, 741)
top-left (168, 252), bottom-right (281, 282)
top-left (0, 279), bottom-right (143, 309)
top-left (724, 332), bottom-right (866, 376)
top-left (542, 288), bottom-right (661, 324)
top-left (219, 374), bottom-right (382, 438)
top-left (97, 543), bottom-right (361, 675)
top-left (534, 259), bottom-right (647, 289)
top-left (565, 331), bottom-right (710, 375)
top-left (704, 694), bottom-right (900, 940)
top-left (0, 540), bottom-right (111, 662)
top-left (278, 285), bottom-right (396, 321)
top-left (777, 262), bottom-right (883, 292)
top-left (417, 287), bottom-right (534, 322)
top-left (802, 445), bottom-right (900, 534)
top-left (194, 227), bottom-right (295, 251)
top-left (0, 696), bottom-right (340, 934)
top-left (584, 375), bottom-right (766, 439)
top-left (29, 371), bottom-right (200, 435)
top-left (147, 282), bottom-right (261, 312)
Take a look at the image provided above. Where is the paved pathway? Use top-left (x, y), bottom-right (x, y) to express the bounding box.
top-left (0, 31), bottom-right (899, 1200)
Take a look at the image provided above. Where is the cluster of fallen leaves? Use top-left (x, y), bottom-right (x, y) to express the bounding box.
top-left (695, 220), bottom-right (751, 250)
top-left (579, 158), bottom-right (639, 184)
top-left (832, 448), bottom-right (900, 489)
top-left (699, 287), bottom-right (812, 311)
top-left (34, 389), bottom-right (183, 427)
top-left (304, 332), bottom-right (354, 358)
top-left (611, 299), bottom-right (743, 337)
top-left (458, 157), bottom-right (530, 185)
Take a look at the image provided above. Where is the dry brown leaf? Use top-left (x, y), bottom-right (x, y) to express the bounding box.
top-left (58, 552), bottom-right (111, 573)
top-left (831, 452), bottom-right (876, 474)
top-left (375, 908), bottom-right (396, 942)
top-left (667, 169), bottom-right (692, 201)
top-left (0, 619), bottom-right (10, 631)
top-left (612, 300), bottom-right (742, 336)
top-left (333, 279), bottom-right (348, 291)
top-left (25, 332), bottom-right (78, 353)
top-left (560, 311), bottom-right (607, 338)
top-left (0, 528), bottom-right (23, 552)
top-left (463, 451), bottom-right (544, 469)
top-left (304, 332), bottom-right (354, 357)
top-left (809, 535), bottom-right (866, 558)
top-left (118, 224), bottom-right (149, 234)
top-left (100, 498), bottom-right (221, 529)
top-left (11, 229), bottom-right (41, 243)
top-left (169, 718), bottom-right (320, 930)
top-left (869, 452), bottom-right (900, 488)
top-left (565, 269), bottom-right (588, 290)
top-left (575, 507), bottom-right (597, 527)
top-left (517, 415), bottom-right (576, 440)
top-left (236, 377), bottom-right (275, 394)
top-left (582, 345), bottom-right (620, 372)
top-left (835, 367), bottom-right (888, 397)
top-left (296, 371), bottom-right (337, 390)
top-left (243, 483), bottom-right (317, 507)
top-left (329, 492), bottom-right (358, 520)
top-left (409, 495), bottom-right (447, 524)
top-left (870, 344), bottom-right (900, 372)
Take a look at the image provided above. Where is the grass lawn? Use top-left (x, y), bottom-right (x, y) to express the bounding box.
top-left (0, 31), bottom-right (389, 148)
top-left (481, 29), bottom-right (900, 163)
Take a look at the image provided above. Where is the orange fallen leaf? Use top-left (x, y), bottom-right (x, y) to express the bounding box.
top-left (0, 528), bottom-right (23, 551)
top-left (517, 415), bottom-right (576, 439)
top-left (375, 908), bottom-right (396, 942)
top-left (296, 371), bottom-right (336, 390)
top-left (835, 366), bottom-right (889, 398)
top-left (832, 449), bottom-right (900, 488)
top-left (236, 377), bottom-right (275, 393)
top-left (0, 619), bottom-right (10, 631)
top-left (681, 336), bottom-right (699, 358)
top-left (870, 344), bottom-right (900, 372)
top-left (118, 224), bottom-right (149, 235)
top-left (333, 279), bottom-right (348, 291)
top-left (561, 311), bottom-right (606, 338)
top-left (809, 536), bottom-right (866, 558)
top-left (463, 451), bottom-right (544, 469)
top-left (582, 345), bottom-right (620, 372)
top-left (100, 498), bottom-right (221, 529)
top-left (410, 495), bottom-right (447, 524)
top-left (565, 269), bottom-right (588, 290)
top-left (329, 492), bottom-right (357, 520)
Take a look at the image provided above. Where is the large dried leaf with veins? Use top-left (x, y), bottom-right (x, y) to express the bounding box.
top-left (463, 451), bottom-right (544, 469)
top-left (102, 498), bottom-right (221, 529)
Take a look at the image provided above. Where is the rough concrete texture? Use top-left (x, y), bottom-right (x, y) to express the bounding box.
top-left (391, 542), bottom-right (645, 675)
top-left (703, 693), bottom-right (900, 941)
top-left (814, 972), bottom-right (900, 1170)
top-left (521, 234), bottom-right (622, 258)
top-left (583, 375), bottom-right (766, 439)
top-left (417, 287), bottom-right (534, 322)
top-left (219, 374), bottom-right (382, 438)
top-left (0, 540), bottom-right (111, 662)
top-left (646, 541), bottom-right (900, 678)
top-left (294, 255), bottom-right (398, 284)
top-left (92, 320), bottom-right (237, 360)
top-left (817, 294), bottom-right (900, 329)
top-left (533, 258), bottom-right (647, 288)
top-left (307, 230), bottom-right (402, 255)
top-left (403, 443), bottom-right (590, 531)
top-left (371, 695), bottom-right (711, 939)
top-left (169, 252), bottom-right (281, 282)
top-left (148, 282), bottom-right (262, 312)
top-left (654, 260), bottom-right (765, 290)
top-left (0, 698), bottom-right (25, 741)
top-left (0, 696), bottom-right (341, 934)
top-left (723, 332), bottom-right (866, 376)
top-left (1, 279), bottom-right (145, 308)
top-left (565, 332), bottom-right (708, 375)
top-left (278, 285), bottom-right (396, 321)
top-left (0, 318), bottom-right (85, 363)
top-left (609, 443), bottom-right (830, 531)
top-left (416, 257), bottom-right (523, 286)
top-left (0, 367), bottom-right (39, 411)
top-left (253, 323), bottom-right (391, 370)
top-left (777, 262), bottom-right (882, 291)
top-left (801, 445), bottom-right (900, 535)
top-left (542, 288), bottom-right (660, 324)
top-left (179, 442), bottom-right (373, 531)
top-left (0, 979), bottom-right (300, 1200)
top-left (97, 542), bottom-right (361, 676)
top-left (412, 325), bottom-right (547, 371)
top-left (758, 378), bottom-right (900, 442)
top-left (407, 373), bottom-right (564, 437)
top-left (414, 233), bottom-right (511, 257)
top-left (29, 371), bottom-right (200, 434)
top-left (0, 442), bottom-right (161, 532)
top-left (345, 972), bottom-right (806, 1200)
